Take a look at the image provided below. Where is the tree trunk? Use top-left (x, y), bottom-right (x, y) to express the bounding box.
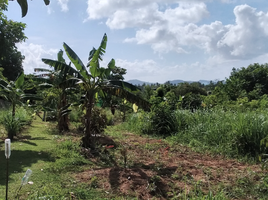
top-left (82, 93), bottom-right (94, 148)
top-left (42, 111), bottom-right (46, 122)
top-left (58, 92), bottom-right (69, 132)
top-left (12, 102), bottom-right (15, 117)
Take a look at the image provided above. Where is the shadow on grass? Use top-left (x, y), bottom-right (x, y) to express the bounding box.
top-left (16, 135), bottom-right (51, 141)
top-left (0, 150), bottom-right (55, 185)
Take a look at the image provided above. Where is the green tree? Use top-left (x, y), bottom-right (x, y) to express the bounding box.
top-left (0, 0), bottom-right (26, 81)
top-left (42, 34), bottom-right (150, 147)
top-left (172, 82), bottom-right (207, 97)
top-left (225, 63), bottom-right (268, 101)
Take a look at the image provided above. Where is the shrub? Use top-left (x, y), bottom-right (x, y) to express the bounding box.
top-left (2, 113), bottom-right (21, 140)
top-left (149, 102), bottom-right (177, 136)
top-left (127, 102), bottom-right (178, 136)
top-left (0, 107), bottom-right (33, 140)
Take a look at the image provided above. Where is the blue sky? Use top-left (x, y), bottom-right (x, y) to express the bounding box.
top-left (5, 0), bottom-right (268, 83)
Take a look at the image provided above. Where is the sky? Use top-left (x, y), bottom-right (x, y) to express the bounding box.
top-left (5, 0), bottom-right (268, 83)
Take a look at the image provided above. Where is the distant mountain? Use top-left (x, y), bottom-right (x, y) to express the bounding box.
top-left (127, 79), bottom-right (152, 85)
top-left (198, 80), bottom-right (211, 85)
top-left (127, 79), bottom-right (221, 86)
top-left (167, 80), bottom-right (196, 85)
top-left (168, 80), bottom-right (186, 85)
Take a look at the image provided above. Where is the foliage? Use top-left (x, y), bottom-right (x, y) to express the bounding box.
top-left (89, 107), bottom-right (108, 135)
top-left (69, 105), bottom-right (83, 123)
top-left (172, 82), bottom-right (207, 97)
top-left (0, 107), bottom-right (33, 139)
top-left (2, 112), bottom-right (21, 139)
top-left (42, 33), bottom-right (149, 147)
top-left (149, 102), bottom-right (178, 136)
top-left (0, 72), bottom-right (40, 118)
top-left (181, 93), bottom-right (203, 110)
top-left (106, 66), bottom-right (127, 81)
top-left (0, 1), bottom-right (26, 80)
top-left (224, 63), bottom-right (268, 101)
top-left (126, 108), bottom-right (268, 160)
top-left (8, 0), bottom-right (50, 17)
top-left (39, 50), bottom-right (80, 131)
top-left (125, 102), bottom-right (178, 137)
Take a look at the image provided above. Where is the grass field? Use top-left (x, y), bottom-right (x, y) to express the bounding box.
top-left (0, 111), bottom-right (268, 199)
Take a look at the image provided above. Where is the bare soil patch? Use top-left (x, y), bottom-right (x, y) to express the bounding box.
top-left (75, 132), bottom-right (263, 199)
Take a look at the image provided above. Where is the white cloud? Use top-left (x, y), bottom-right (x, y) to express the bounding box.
top-left (86, 1), bottom-right (209, 29)
top-left (217, 4), bottom-right (268, 59)
top-left (87, 1), bottom-right (268, 60)
top-left (57, 0), bottom-right (69, 12)
top-left (17, 43), bottom-right (58, 74)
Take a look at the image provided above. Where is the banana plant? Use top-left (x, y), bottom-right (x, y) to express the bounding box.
top-left (0, 72), bottom-right (41, 117)
top-left (36, 50), bottom-right (79, 132)
top-left (0, 72), bottom-right (42, 140)
top-left (42, 33), bottom-right (150, 148)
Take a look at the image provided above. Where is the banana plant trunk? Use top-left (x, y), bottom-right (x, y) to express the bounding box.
top-left (12, 102), bottom-right (15, 118)
top-left (82, 93), bottom-right (95, 148)
top-left (58, 93), bottom-right (69, 132)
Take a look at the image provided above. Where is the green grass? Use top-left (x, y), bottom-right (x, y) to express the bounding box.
top-left (1, 107), bottom-right (268, 199)
top-left (124, 109), bottom-right (268, 161)
top-left (0, 116), bottom-right (103, 200)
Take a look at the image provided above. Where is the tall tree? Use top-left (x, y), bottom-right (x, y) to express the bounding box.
top-left (225, 63), bottom-right (268, 101)
top-left (0, 0), bottom-right (26, 81)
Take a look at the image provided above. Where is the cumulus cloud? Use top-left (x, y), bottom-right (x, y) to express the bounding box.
top-left (57, 0), bottom-right (69, 12)
top-left (17, 43), bottom-right (58, 74)
top-left (86, 1), bottom-right (268, 60)
top-left (217, 5), bottom-right (268, 59)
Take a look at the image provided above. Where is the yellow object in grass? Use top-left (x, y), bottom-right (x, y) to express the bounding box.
top-left (133, 103), bottom-right (138, 113)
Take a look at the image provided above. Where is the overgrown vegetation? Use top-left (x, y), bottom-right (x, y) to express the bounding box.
top-left (2, 2), bottom-right (268, 197)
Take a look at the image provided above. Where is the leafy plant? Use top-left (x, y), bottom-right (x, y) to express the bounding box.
top-left (2, 112), bottom-right (21, 139)
top-left (43, 33), bottom-right (149, 148)
top-left (145, 102), bottom-right (177, 136)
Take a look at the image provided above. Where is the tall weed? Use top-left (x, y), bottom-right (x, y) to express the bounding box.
top-left (125, 108), bottom-right (268, 160)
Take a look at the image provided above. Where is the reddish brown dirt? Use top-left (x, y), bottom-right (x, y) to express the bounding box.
top-left (75, 133), bottom-right (263, 199)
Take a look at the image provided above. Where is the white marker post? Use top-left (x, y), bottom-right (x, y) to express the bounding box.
top-left (5, 139), bottom-right (11, 200)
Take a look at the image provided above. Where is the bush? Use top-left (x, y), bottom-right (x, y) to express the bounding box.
top-left (0, 107), bottom-right (33, 140)
top-left (149, 102), bottom-right (177, 136)
top-left (3, 114), bottom-right (21, 140)
top-left (126, 102), bottom-right (178, 136)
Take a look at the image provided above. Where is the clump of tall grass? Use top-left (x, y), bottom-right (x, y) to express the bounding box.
top-left (125, 108), bottom-right (268, 160)
top-left (175, 109), bottom-right (268, 159)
